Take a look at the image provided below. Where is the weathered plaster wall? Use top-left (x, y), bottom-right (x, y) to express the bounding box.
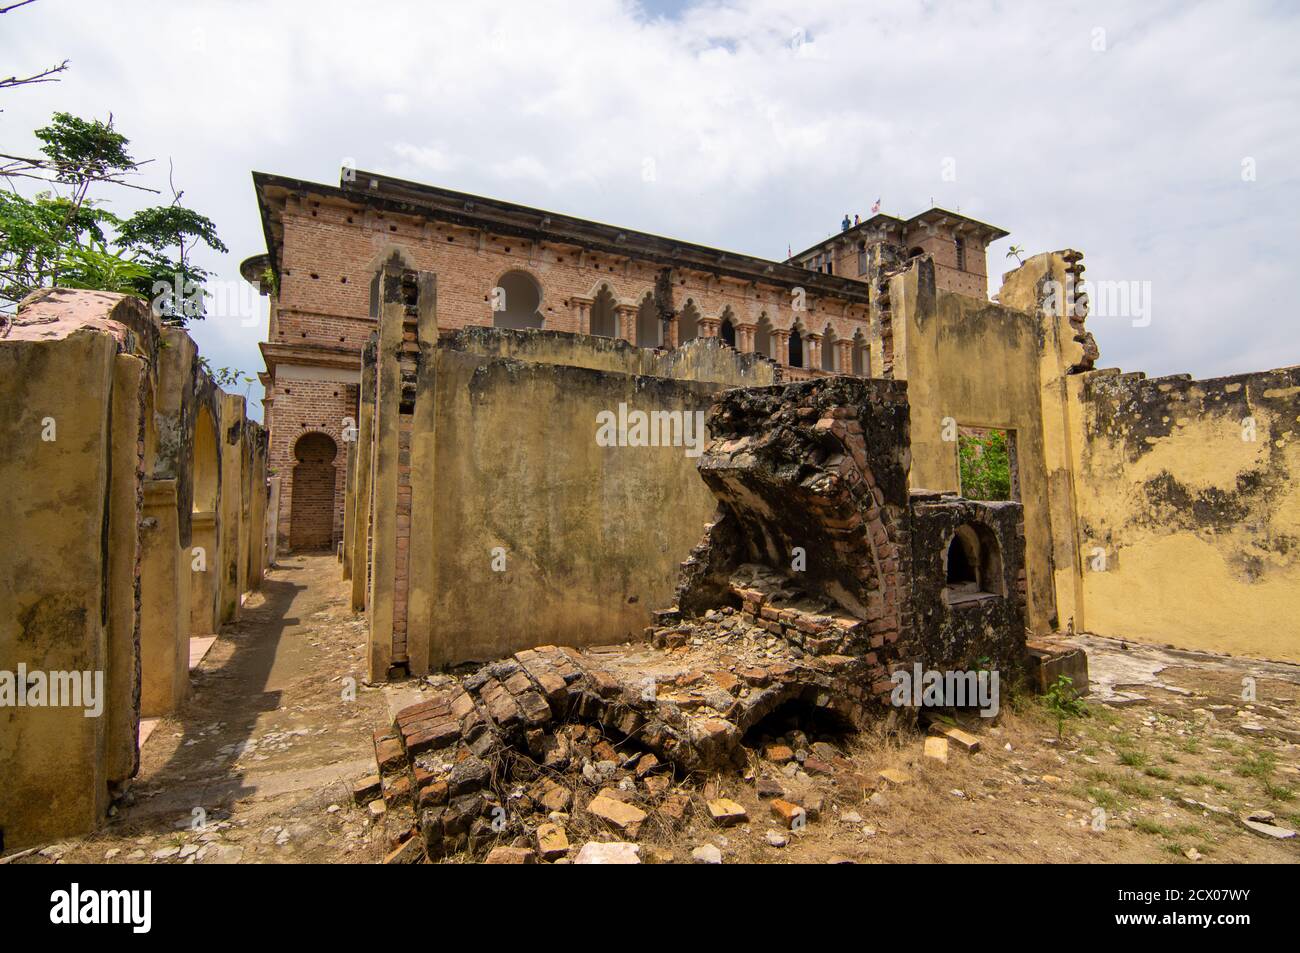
top-left (0, 289), bottom-right (272, 850)
top-left (1069, 366), bottom-right (1300, 660)
top-left (415, 349), bottom-right (725, 668)
top-left (890, 259), bottom-right (1058, 631)
top-left (0, 329), bottom-right (116, 849)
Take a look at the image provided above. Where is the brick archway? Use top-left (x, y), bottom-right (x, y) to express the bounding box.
top-left (290, 431), bottom-right (338, 552)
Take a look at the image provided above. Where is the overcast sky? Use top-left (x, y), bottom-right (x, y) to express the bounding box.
top-left (5, 0), bottom-right (1297, 421)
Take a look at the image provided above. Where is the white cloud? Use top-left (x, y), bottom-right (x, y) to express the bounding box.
top-left (4, 0), bottom-right (1298, 422)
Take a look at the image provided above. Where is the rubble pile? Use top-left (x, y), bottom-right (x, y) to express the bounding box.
top-left (358, 601), bottom-right (887, 862)
top-left (356, 377), bottom-right (1033, 862)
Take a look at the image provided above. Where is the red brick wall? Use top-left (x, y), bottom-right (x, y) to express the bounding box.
top-left (265, 192), bottom-right (878, 549)
top-left (267, 379), bottom-right (356, 552)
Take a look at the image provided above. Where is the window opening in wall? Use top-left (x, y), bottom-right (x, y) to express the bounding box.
top-left (957, 426), bottom-right (1019, 501)
top-left (678, 301), bottom-right (700, 343)
top-left (955, 236), bottom-right (966, 271)
top-left (590, 285), bottom-right (617, 337)
top-left (720, 315), bottom-right (736, 347)
top-left (821, 326), bottom-right (837, 372)
top-left (492, 270), bottom-right (544, 330)
top-left (851, 329), bottom-right (868, 376)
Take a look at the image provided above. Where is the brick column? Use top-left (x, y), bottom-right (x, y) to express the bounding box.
top-left (806, 333), bottom-right (822, 371)
top-left (665, 315), bottom-right (679, 348)
top-left (699, 316), bottom-right (720, 338)
top-left (772, 329), bottom-right (791, 366)
top-left (571, 296), bottom-right (592, 335)
top-left (616, 304), bottom-right (636, 343)
top-left (837, 339), bottom-right (855, 375)
top-left (737, 324), bottom-right (756, 353)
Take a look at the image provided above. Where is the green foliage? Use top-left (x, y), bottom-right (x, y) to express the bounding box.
top-left (196, 356), bottom-right (253, 390)
top-left (55, 239), bottom-right (150, 294)
top-left (34, 112), bottom-right (139, 187)
top-left (1, 112), bottom-right (225, 324)
top-left (1042, 674), bottom-right (1088, 739)
top-left (958, 429), bottom-right (1012, 501)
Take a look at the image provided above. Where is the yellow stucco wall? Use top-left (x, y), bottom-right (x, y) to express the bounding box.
top-left (0, 330), bottom-right (116, 848)
top-left (1068, 367), bottom-right (1300, 661)
top-left (890, 262), bottom-right (1059, 631)
top-left (0, 290), bottom-right (272, 849)
top-left (416, 350), bottom-right (726, 667)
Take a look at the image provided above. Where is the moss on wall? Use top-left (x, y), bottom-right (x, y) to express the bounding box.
top-left (1070, 366), bottom-right (1300, 660)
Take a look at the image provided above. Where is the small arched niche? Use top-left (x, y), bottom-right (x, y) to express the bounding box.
top-left (943, 522), bottom-right (1006, 606)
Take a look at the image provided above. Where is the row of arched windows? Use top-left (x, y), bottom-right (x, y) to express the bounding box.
top-left (487, 270), bottom-right (871, 374)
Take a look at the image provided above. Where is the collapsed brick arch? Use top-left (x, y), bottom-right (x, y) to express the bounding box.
top-left (676, 377), bottom-right (911, 642)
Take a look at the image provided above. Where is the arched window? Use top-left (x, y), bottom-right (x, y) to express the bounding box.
top-left (754, 314), bottom-right (773, 359)
top-left (821, 325), bottom-right (838, 372)
top-left (635, 295), bottom-right (661, 347)
top-left (851, 329), bottom-right (868, 376)
top-left (492, 270), bottom-right (544, 330)
top-left (720, 315), bottom-right (736, 348)
top-left (590, 285), bottom-right (617, 338)
top-left (290, 432), bottom-right (338, 552)
top-left (789, 326), bottom-right (805, 368)
top-left (678, 300), bottom-right (700, 344)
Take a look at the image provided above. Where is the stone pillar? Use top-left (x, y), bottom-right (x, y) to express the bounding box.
top-left (218, 394), bottom-right (245, 625)
top-left (189, 510), bottom-right (220, 636)
top-left (806, 333), bottom-right (822, 371)
top-left (141, 478), bottom-right (190, 716)
top-left (407, 271), bottom-right (439, 675)
top-left (772, 329), bottom-right (791, 366)
top-left (107, 352), bottom-right (144, 789)
top-left (665, 315), bottom-right (679, 348)
top-left (266, 475), bottom-right (281, 569)
top-left (350, 346), bottom-right (375, 612)
top-left (368, 262), bottom-right (405, 681)
top-left (699, 316), bottom-right (720, 338)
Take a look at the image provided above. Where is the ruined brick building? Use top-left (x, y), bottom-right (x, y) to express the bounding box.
top-left (245, 168), bottom-right (1300, 678)
top-left (246, 170), bottom-right (1004, 557)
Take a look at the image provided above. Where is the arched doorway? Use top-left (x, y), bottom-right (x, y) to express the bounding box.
top-left (290, 432), bottom-right (338, 552)
top-left (492, 270), bottom-right (544, 330)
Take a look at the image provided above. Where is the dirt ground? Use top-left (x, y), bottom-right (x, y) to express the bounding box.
top-left (9, 554), bottom-right (1298, 865)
